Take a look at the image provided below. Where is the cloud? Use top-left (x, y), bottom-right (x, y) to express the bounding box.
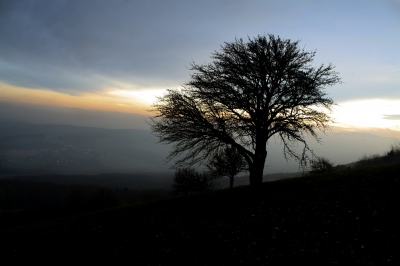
top-left (0, 100), bottom-right (150, 129)
top-left (0, 0), bottom-right (255, 92)
top-left (0, 82), bottom-right (160, 115)
top-left (383, 115), bottom-right (400, 120)
top-left (0, 0), bottom-right (399, 103)
top-left (333, 99), bottom-right (400, 131)
top-left (0, 2), bottom-right (171, 91)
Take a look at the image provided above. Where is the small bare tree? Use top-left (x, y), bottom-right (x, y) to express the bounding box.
top-left (207, 145), bottom-right (247, 188)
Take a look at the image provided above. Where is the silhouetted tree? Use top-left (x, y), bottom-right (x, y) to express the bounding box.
top-left (207, 145), bottom-right (247, 188)
top-left (150, 34), bottom-right (340, 188)
top-left (309, 157), bottom-right (334, 174)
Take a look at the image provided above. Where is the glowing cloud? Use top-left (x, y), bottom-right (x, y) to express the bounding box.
top-left (333, 99), bottom-right (400, 132)
top-left (0, 83), bottom-right (166, 115)
top-left (107, 89), bottom-right (165, 105)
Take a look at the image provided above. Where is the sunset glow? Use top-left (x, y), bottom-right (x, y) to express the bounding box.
top-left (2, 82), bottom-right (399, 137)
top-left (333, 99), bottom-right (400, 132)
top-left (0, 83), bottom-right (165, 115)
top-left (107, 89), bottom-right (165, 105)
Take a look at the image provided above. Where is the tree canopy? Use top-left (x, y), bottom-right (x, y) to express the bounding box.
top-left (150, 34), bottom-right (340, 187)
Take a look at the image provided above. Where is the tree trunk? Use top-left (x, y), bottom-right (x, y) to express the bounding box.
top-left (229, 176), bottom-right (234, 189)
top-left (249, 150), bottom-right (267, 188)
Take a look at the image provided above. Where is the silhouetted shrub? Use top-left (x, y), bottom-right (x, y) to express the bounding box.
top-left (193, 172), bottom-right (220, 192)
top-left (385, 143), bottom-right (400, 161)
top-left (172, 168), bottom-right (217, 196)
top-left (356, 143), bottom-right (400, 167)
top-left (309, 157), bottom-right (334, 174)
top-left (357, 154), bottom-right (382, 167)
top-left (332, 164), bottom-right (349, 172)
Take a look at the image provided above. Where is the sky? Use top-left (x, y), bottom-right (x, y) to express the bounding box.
top-left (0, 0), bottom-right (400, 170)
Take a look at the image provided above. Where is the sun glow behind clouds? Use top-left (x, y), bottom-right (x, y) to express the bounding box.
top-left (0, 83), bottom-right (165, 115)
top-left (2, 81), bottom-right (400, 135)
top-left (333, 99), bottom-right (400, 132)
top-left (107, 89), bottom-right (165, 105)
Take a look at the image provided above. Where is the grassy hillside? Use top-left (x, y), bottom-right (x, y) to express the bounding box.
top-left (1, 163), bottom-right (399, 265)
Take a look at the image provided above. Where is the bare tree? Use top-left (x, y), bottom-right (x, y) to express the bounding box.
top-left (207, 145), bottom-right (247, 188)
top-left (150, 34), bottom-right (340, 188)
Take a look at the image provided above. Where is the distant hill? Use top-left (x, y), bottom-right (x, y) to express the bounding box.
top-left (0, 121), bottom-right (305, 185)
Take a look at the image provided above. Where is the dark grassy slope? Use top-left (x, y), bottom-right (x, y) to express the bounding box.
top-left (1, 163), bottom-right (399, 265)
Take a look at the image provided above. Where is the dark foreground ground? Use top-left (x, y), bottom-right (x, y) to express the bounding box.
top-left (1, 163), bottom-right (399, 265)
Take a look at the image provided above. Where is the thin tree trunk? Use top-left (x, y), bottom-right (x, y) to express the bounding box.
top-left (229, 176), bottom-right (234, 189)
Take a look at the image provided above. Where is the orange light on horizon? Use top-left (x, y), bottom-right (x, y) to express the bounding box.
top-left (1, 83), bottom-right (399, 138)
top-left (0, 83), bottom-right (165, 115)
